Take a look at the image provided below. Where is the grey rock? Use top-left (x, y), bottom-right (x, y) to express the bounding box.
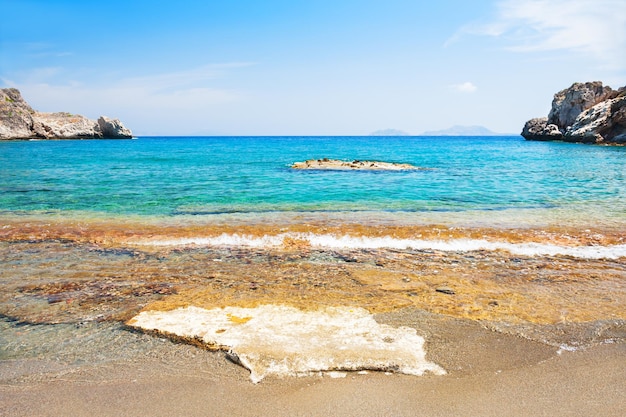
top-left (35, 112), bottom-right (102, 139)
top-left (97, 116), bottom-right (133, 139)
top-left (548, 81), bottom-right (615, 130)
top-left (565, 96), bottom-right (626, 143)
top-left (522, 82), bottom-right (626, 144)
top-left (0, 88), bottom-right (132, 140)
top-left (0, 88), bottom-right (41, 139)
top-left (521, 117), bottom-right (563, 141)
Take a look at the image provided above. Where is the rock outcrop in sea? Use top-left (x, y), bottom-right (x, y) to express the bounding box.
top-left (521, 81), bottom-right (626, 144)
top-left (291, 158), bottom-right (422, 171)
top-left (0, 88), bottom-right (133, 140)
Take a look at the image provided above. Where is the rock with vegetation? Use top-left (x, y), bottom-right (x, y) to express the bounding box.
top-left (522, 82), bottom-right (626, 144)
top-left (0, 88), bottom-right (133, 140)
top-left (0, 88), bottom-right (41, 139)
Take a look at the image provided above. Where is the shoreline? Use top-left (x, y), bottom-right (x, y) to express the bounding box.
top-left (1, 310), bottom-right (624, 416)
top-left (1, 214), bottom-right (624, 414)
top-left (1, 216), bottom-right (624, 326)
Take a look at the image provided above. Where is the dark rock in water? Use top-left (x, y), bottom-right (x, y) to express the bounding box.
top-left (521, 117), bottom-right (563, 141)
top-left (522, 82), bottom-right (626, 144)
top-left (0, 88), bottom-right (133, 140)
top-left (435, 287), bottom-right (455, 295)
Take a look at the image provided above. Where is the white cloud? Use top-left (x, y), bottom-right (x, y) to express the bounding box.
top-left (449, 82), bottom-right (478, 93)
top-left (4, 63), bottom-right (255, 135)
top-left (116, 63), bottom-right (254, 92)
top-left (448, 0), bottom-right (626, 70)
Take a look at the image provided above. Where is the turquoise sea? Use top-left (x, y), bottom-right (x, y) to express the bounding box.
top-left (1, 136), bottom-right (625, 227)
top-left (1, 135), bottom-right (625, 386)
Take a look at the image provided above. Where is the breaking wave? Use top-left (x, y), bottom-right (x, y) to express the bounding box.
top-left (132, 233), bottom-right (626, 260)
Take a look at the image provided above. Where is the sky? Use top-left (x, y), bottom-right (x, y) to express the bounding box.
top-left (1, 0), bottom-right (625, 136)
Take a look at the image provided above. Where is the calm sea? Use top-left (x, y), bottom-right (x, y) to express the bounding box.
top-left (1, 136), bottom-right (625, 375)
top-left (1, 136), bottom-right (625, 227)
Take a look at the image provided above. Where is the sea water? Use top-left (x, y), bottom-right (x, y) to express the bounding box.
top-left (1, 136), bottom-right (625, 382)
top-left (1, 136), bottom-right (625, 224)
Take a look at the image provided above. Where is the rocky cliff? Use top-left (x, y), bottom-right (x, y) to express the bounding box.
top-left (521, 82), bottom-right (626, 144)
top-left (0, 88), bottom-right (132, 140)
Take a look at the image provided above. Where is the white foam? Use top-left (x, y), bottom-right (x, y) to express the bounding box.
top-left (133, 232), bottom-right (626, 260)
top-left (143, 234), bottom-right (285, 248)
top-left (129, 305), bottom-right (445, 383)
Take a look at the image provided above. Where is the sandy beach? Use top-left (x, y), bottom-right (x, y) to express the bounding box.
top-left (3, 0), bottom-right (626, 412)
top-left (1, 310), bottom-right (624, 417)
top-left (1, 218), bottom-right (625, 416)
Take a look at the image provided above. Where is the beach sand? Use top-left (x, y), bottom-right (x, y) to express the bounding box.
top-left (1, 311), bottom-right (624, 417)
top-left (1, 218), bottom-right (625, 416)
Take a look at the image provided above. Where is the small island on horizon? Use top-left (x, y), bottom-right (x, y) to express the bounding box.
top-left (369, 129), bottom-right (411, 136)
top-left (421, 125), bottom-right (507, 136)
top-left (369, 126), bottom-right (513, 137)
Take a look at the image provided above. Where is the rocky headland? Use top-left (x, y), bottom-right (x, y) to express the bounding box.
top-left (521, 81), bottom-right (626, 144)
top-left (0, 88), bottom-right (132, 140)
top-left (291, 158), bottom-right (422, 171)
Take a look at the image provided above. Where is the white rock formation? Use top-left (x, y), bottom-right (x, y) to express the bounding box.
top-left (0, 88), bottom-right (133, 140)
top-left (128, 304), bottom-right (446, 383)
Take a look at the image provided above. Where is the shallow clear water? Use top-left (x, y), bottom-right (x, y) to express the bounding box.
top-left (1, 136), bottom-right (624, 224)
top-left (1, 137), bottom-right (625, 376)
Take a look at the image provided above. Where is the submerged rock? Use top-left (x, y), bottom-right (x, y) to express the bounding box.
top-left (0, 88), bottom-right (133, 140)
top-left (522, 82), bottom-right (626, 144)
top-left (291, 158), bottom-right (422, 171)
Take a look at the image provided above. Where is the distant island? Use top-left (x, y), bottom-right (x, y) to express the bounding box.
top-left (368, 126), bottom-right (512, 136)
top-left (0, 88), bottom-right (133, 140)
top-left (369, 129), bottom-right (410, 136)
top-left (421, 125), bottom-right (505, 136)
top-left (521, 81), bottom-right (625, 144)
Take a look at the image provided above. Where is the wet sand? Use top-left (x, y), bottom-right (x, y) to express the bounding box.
top-left (1, 217), bottom-right (625, 415)
top-left (1, 313), bottom-right (624, 417)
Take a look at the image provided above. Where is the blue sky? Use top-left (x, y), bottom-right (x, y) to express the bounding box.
top-left (1, 0), bottom-right (624, 135)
